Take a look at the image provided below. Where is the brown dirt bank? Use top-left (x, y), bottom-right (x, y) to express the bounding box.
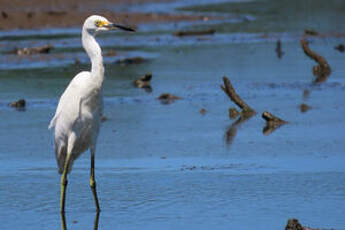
top-left (0, 0), bottom-right (209, 30)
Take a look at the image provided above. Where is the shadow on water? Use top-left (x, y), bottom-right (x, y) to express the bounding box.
top-left (60, 212), bottom-right (100, 230)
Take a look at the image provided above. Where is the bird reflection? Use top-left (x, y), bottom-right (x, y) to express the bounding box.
top-left (224, 111), bottom-right (255, 146)
top-left (60, 212), bottom-right (100, 230)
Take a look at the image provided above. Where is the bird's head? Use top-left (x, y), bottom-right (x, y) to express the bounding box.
top-left (83, 15), bottom-right (135, 34)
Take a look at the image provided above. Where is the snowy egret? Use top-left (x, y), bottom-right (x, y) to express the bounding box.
top-left (49, 15), bottom-right (134, 213)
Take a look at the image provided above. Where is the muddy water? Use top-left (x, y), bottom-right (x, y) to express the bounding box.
top-left (1, 0), bottom-right (345, 229)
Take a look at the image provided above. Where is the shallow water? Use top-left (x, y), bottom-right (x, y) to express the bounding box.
top-left (1, 0), bottom-right (345, 229)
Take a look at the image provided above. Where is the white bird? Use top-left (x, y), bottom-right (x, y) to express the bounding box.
top-left (49, 15), bottom-right (134, 213)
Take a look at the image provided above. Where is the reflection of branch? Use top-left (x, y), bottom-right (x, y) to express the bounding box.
top-left (262, 111), bottom-right (288, 135)
top-left (221, 76), bottom-right (256, 115)
top-left (301, 38), bottom-right (331, 83)
top-left (225, 113), bottom-right (255, 146)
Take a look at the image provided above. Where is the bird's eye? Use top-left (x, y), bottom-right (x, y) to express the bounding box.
top-left (95, 20), bottom-right (103, 27)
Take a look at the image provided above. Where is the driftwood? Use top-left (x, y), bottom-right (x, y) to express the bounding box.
top-left (262, 111), bottom-right (287, 135)
top-left (133, 73), bottom-right (152, 93)
top-left (116, 57), bottom-right (147, 65)
top-left (157, 93), bottom-right (181, 105)
top-left (173, 29), bottom-right (216, 37)
top-left (275, 39), bottom-right (284, 59)
top-left (301, 38), bottom-right (331, 83)
top-left (14, 44), bottom-right (53, 56)
top-left (221, 76), bottom-right (256, 116)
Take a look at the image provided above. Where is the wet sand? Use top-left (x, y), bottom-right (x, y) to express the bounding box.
top-left (0, 0), bottom-right (208, 30)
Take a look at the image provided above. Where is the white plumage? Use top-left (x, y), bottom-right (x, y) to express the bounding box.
top-left (49, 15), bottom-right (134, 213)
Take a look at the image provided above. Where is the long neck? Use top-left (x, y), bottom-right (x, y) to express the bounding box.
top-left (82, 28), bottom-right (104, 85)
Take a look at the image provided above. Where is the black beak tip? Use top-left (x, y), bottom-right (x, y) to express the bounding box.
top-left (112, 23), bottom-right (136, 32)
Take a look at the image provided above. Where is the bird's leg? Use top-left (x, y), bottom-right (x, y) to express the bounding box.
top-left (93, 211), bottom-right (100, 230)
top-left (60, 211), bottom-right (67, 230)
top-left (60, 153), bottom-right (72, 213)
top-left (90, 147), bottom-right (100, 212)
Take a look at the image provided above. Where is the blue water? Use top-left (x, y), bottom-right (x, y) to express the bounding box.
top-left (1, 0), bottom-right (345, 229)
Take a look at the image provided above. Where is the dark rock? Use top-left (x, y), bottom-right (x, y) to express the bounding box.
top-left (133, 73), bottom-right (152, 93)
top-left (200, 108), bottom-right (207, 115)
top-left (285, 219), bottom-right (304, 230)
top-left (157, 93), bottom-right (181, 105)
top-left (299, 103), bottom-right (311, 113)
top-left (335, 44), bottom-right (345, 53)
top-left (9, 99), bottom-right (26, 108)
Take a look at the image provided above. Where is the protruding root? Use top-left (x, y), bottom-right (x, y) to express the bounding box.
top-left (262, 111), bottom-right (288, 135)
top-left (275, 39), bottom-right (284, 59)
top-left (221, 76), bottom-right (256, 116)
top-left (301, 38), bottom-right (331, 83)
